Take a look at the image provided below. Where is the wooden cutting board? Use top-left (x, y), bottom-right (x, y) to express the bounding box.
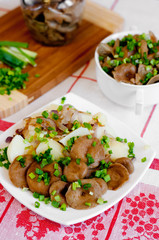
top-left (0, 5), bottom-right (123, 118)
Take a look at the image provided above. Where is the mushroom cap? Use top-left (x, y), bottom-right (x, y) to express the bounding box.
top-left (107, 163), bottom-right (129, 190)
top-left (140, 40), bottom-right (148, 58)
top-left (93, 178), bottom-right (108, 195)
top-left (65, 179), bottom-right (103, 209)
top-left (87, 138), bottom-right (105, 169)
top-left (63, 160), bottom-right (88, 182)
top-left (115, 157), bottom-right (134, 174)
top-left (49, 181), bottom-right (68, 206)
top-left (27, 161), bottom-right (62, 196)
top-left (98, 43), bottom-right (114, 56)
top-left (112, 63), bottom-right (136, 83)
top-left (70, 136), bottom-right (93, 162)
top-left (146, 74), bottom-right (159, 85)
top-left (9, 154), bottom-right (34, 188)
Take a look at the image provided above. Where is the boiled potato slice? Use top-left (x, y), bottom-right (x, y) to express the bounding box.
top-left (36, 139), bottom-right (64, 160)
top-left (59, 127), bottom-right (90, 146)
top-left (7, 135), bottom-right (31, 163)
top-left (107, 139), bottom-right (129, 160)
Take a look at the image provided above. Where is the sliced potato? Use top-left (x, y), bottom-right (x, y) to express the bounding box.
top-left (7, 135), bottom-right (30, 163)
top-left (36, 139), bottom-right (64, 160)
top-left (59, 127), bottom-right (90, 146)
top-left (93, 112), bottom-right (107, 126)
top-left (107, 139), bottom-right (129, 160)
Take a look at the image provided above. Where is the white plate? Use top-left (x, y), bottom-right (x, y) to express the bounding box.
top-left (0, 93), bottom-right (156, 225)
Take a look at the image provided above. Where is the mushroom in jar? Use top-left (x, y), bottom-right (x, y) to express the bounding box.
top-left (112, 63), bottom-right (136, 83)
top-left (9, 154), bottom-right (34, 188)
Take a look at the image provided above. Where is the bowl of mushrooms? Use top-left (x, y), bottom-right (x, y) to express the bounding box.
top-left (95, 30), bottom-right (159, 114)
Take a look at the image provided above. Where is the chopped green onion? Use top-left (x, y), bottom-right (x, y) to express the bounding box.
top-left (36, 118), bottom-right (43, 124)
top-left (86, 153), bottom-right (95, 166)
top-left (87, 135), bottom-right (92, 139)
top-left (42, 110), bottom-right (49, 118)
top-left (103, 174), bottom-right (111, 182)
top-left (44, 198), bottom-right (50, 204)
top-left (33, 192), bottom-right (40, 198)
top-left (35, 74), bottom-right (40, 78)
top-left (35, 201), bottom-right (40, 208)
top-left (35, 168), bottom-right (43, 175)
top-left (108, 150), bottom-right (113, 154)
top-left (61, 175), bottom-right (67, 182)
top-left (51, 190), bottom-right (57, 196)
top-left (52, 113), bottom-right (59, 120)
top-left (39, 195), bottom-right (45, 201)
top-left (60, 203), bottom-right (67, 211)
top-left (54, 170), bottom-right (60, 177)
top-left (99, 56), bottom-right (104, 61)
top-left (29, 172), bottom-right (36, 179)
top-left (61, 96), bottom-right (66, 104)
top-left (85, 202), bottom-right (91, 207)
top-left (83, 122), bottom-right (92, 130)
top-left (57, 105), bottom-right (63, 111)
top-left (83, 183), bottom-right (92, 190)
top-left (54, 195), bottom-right (61, 202)
top-left (76, 158), bottom-right (81, 165)
top-left (52, 200), bottom-right (60, 208)
top-left (54, 163), bottom-right (59, 170)
top-left (92, 141), bottom-right (97, 147)
top-left (141, 157), bottom-right (147, 162)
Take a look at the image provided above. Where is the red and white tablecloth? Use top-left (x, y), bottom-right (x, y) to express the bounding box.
top-left (0, 1), bottom-right (159, 239)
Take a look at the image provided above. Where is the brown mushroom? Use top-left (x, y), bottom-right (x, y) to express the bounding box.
top-left (70, 136), bottom-right (93, 162)
top-left (63, 160), bottom-right (88, 182)
top-left (138, 64), bottom-right (152, 81)
top-left (107, 163), bottom-right (129, 190)
top-left (93, 178), bottom-right (108, 195)
top-left (65, 179), bottom-right (103, 209)
top-left (115, 157), bottom-right (134, 174)
top-left (87, 138), bottom-right (105, 169)
top-left (98, 43), bottom-right (114, 56)
top-left (149, 31), bottom-right (157, 43)
top-left (140, 40), bottom-right (148, 58)
top-left (49, 181), bottom-right (68, 206)
top-left (146, 74), bottom-right (159, 85)
top-left (112, 63), bottom-right (136, 83)
top-left (9, 154), bottom-right (34, 188)
top-left (27, 161), bottom-right (62, 196)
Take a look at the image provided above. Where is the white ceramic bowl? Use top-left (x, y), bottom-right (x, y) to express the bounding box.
top-left (95, 31), bottom-right (159, 114)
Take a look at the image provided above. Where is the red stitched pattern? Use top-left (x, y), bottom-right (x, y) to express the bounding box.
top-left (16, 206), bottom-right (61, 240)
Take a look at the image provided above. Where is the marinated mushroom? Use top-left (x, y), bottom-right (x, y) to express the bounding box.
top-left (107, 163), bottom-right (129, 190)
top-left (146, 74), bottom-right (159, 84)
top-left (98, 31), bottom-right (159, 85)
top-left (93, 178), bottom-right (108, 195)
top-left (9, 154), bottom-right (34, 188)
top-left (63, 160), bottom-right (88, 182)
top-left (70, 136), bottom-right (93, 162)
top-left (49, 181), bottom-right (68, 206)
top-left (87, 138), bottom-right (105, 168)
top-left (27, 162), bottom-right (62, 196)
top-left (115, 157), bottom-right (134, 174)
top-left (98, 43), bottom-right (114, 56)
top-left (112, 63), bottom-right (136, 83)
top-left (65, 179), bottom-right (103, 209)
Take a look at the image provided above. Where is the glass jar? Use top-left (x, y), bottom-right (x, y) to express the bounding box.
top-left (21, 0), bottom-right (85, 46)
